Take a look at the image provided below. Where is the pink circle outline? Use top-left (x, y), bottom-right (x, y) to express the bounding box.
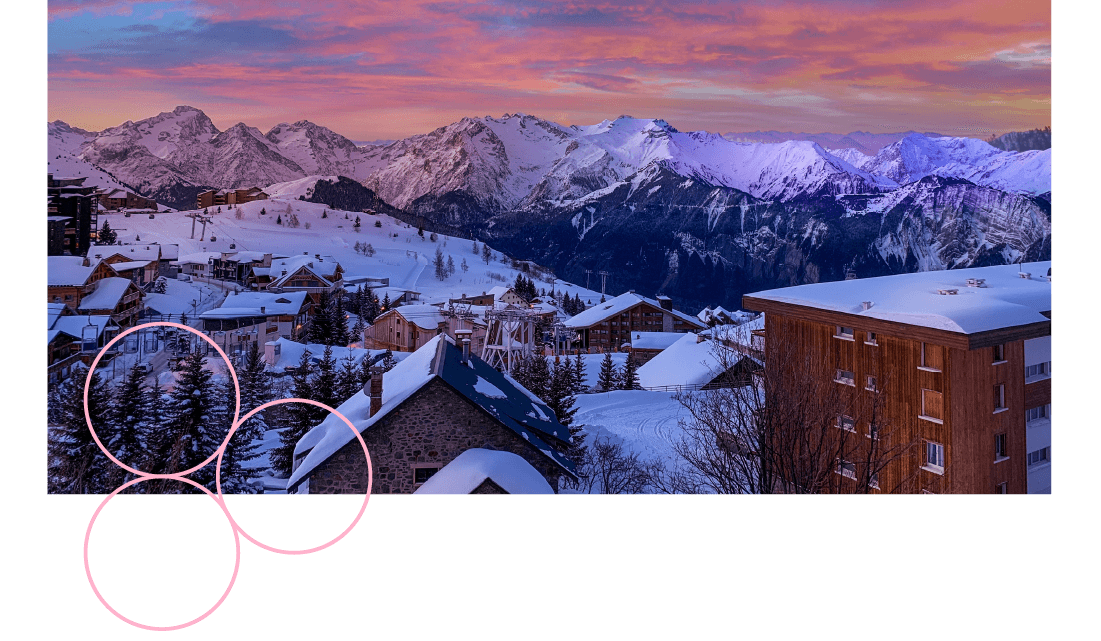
top-left (215, 397), bottom-right (373, 554)
top-left (84, 321), bottom-right (241, 478)
top-left (84, 474), bottom-right (241, 631)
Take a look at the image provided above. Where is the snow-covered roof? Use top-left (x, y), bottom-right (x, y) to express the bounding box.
top-left (109, 259), bottom-right (154, 271)
top-left (219, 250), bottom-right (272, 264)
top-left (563, 292), bottom-right (704, 329)
top-left (413, 449), bottom-right (554, 494)
top-left (487, 286), bottom-right (517, 299)
top-left (268, 254), bottom-right (340, 287)
top-left (199, 290), bottom-right (308, 319)
top-left (47, 256), bottom-right (93, 286)
top-left (175, 251), bottom-right (221, 266)
top-left (388, 304), bottom-right (447, 330)
top-left (744, 262), bottom-right (1052, 334)
top-left (78, 277), bottom-right (135, 311)
top-left (636, 333), bottom-right (758, 389)
top-left (87, 243), bottom-right (161, 262)
top-left (629, 332), bottom-right (685, 351)
top-left (287, 336), bottom-right (574, 490)
top-left (46, 303), bottom-right (68, 328)
top-left (51, 314), bottom-right (117, 340)
top-left (264, 337), bottom-right (402, 373)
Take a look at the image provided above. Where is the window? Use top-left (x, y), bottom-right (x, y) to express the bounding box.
top-left (924, 441), bottom-right (945, 473)
top-left (837, 415), bottom-right (856, 433)
top-left (864, 331), bottom-right (878, 345)
top-left (994, 482), bottom-right (1008, 494)
top-left (1026, 404), bottom-right (1050, 422)
top-left (993, 384), bottom-right (1006, 413)
top-left (1027, 447), bottom-right (1050, 467)
top-left (413, 467), bottom-right (439, 484)
top-left (865, 375), bottom-right (877, 392)
top-left (994, 433), bottom-right (1008, 461)
top-left (919, 342), bottom-right (943, 371)
top-left (1025, 362), bottom-right (1051, 379)
top-left (867, 424), bottom-right (880, 440)
top-left (992, 343), bottom-right (1006, 363)
top-left (920, 389), bottom-right (944, 423)
top-left (835, 326), bottom-right (855, 340)
top-left (835, 369), bottom-right (855, 386)
top-left (836, 459), bottom-right (857, 480)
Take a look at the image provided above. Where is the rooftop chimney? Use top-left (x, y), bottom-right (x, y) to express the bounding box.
top-left (862, 301), bottom-right (873, 310)
top-left (456, 329), bottom-right (473, 363)
top-left (365, 366), bottom-right (384, 417)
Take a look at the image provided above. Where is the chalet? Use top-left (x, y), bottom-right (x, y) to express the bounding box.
top-left (373, 287), bottom-right (421, 308)
top-left (48, 256), bottom-right (119, 311)
top-left (286, 335), bottom-right (576, 494)
top-left (251, 253), bottom-right (344, 305)
top-left (413, 449), bottom-right (555, 494)
top-left (47, 304), bottom-right (121, 383)
top-left (211, 251), bottom-right (277, 284)
top-left (456, 292), bottom-right (495, 306)
top-left (261, 337), bottom-right (395, 372)
top-left (174, 251), bottom-right (222, 278)
top-left (363, 304), bottom-right (487, 354)
top-left (564, 292), bottom-right (706, 352)
top-left (76, 277), bottom-right (144, 327)
top-left (637, 333), bottom-right (761, 392)
top-left (743, 262), bottom-right (1052, 494)
top-left (697, 306), bottom-right (758, 327)
top-left (487, 286), bottom-right (525, 306)
top-left (86, 244), bottom-right (170, 287)
top-left (199, 290), bottom-right (311, 346)
top-left (196, 189), bottom-right (229, 210)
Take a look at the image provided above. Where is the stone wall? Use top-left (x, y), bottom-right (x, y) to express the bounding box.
top-left (302, 377), bottom-right (566, 494)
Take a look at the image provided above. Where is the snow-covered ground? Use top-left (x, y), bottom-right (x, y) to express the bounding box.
top-left (572, 390), bottom-right (689, 463)
top-left (101, 197), bottom-right (604, 306)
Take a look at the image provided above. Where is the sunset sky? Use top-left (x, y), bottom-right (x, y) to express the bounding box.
top-left (47, 0), bottom-right (1051, 140)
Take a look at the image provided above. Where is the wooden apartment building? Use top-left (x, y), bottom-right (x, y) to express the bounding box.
top-left (564, 292), bottom-right (705, 352)
top-left (743, 263), bottom-right (1052, 494)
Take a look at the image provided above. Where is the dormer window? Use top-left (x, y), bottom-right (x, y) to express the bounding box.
top-left (835, 326), bottom-right (855, 340)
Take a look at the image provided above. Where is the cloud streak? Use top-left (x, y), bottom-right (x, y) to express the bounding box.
top-left (48, 0), bottom-right (1050, 139)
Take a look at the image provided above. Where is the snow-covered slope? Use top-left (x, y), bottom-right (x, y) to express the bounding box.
top-left (47, 121), bottom-right (135, 193)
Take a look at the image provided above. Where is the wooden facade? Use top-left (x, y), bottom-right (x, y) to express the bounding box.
top-left (573, 301), bottom-right (703, 351)
top-left (747, 298), bottom-right (1047, 494)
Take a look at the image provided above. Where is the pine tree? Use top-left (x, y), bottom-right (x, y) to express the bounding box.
top-left (351, 314), bottom-right (365, 344)
top-left (336, 355), bottom-right (361, 404)
top-left (379, 350), bottom-right (398, 372)
top-left (110, 363), bottom-right (151, 479)
top-left (514, 353), bottom-right (551, 400)
top-left (547, 359), bottom-right (578, 428)
top-left (434, 246), bottom-right (447, 280)
top-left (322, 209), bottom-right (328, 219)
top-left (572, 350), bottom-right (587, 394)
top-left (482, 243), bottom-right (492, 264)
top-left (447, 255), bottom-right (455, 277)
top-left (270, 349), bottom-right (316, 477)
top-left (472, 239), bottom-right (479, 254)
top-left (381, 293), bottom-right (391, 311)
top-left (430, 232), bottom-right (438, 242)
top-left (333, 292), bottom-right (350, 346)
top-left (47, 366), bottom-right (115, 493)
top-left (597, 351), bottom-right (618, 392)
top-left (619, 353), bottom-right (641, 391)
top-left (276, 214), bottom-right (283, 225)
top-left (309, 292), bottom-right (334, 345)
top-left (461, 257), bottom-right (469, 273)
top-left (156, 349), bottom-right (221, 490)
top-left (226, 346), bottom-right (273, 483)
top-left (312, 345), bottom-right (340, 412)
top-left (99, 220), bottom-right (117, 244)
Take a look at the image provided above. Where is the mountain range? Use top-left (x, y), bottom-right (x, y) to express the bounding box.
top-left (48, 107), bottom-right (1051, 311)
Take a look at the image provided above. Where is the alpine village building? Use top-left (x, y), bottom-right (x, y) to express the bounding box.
top-left (564, 292), bottom-right (706, 352)
top-left (286, 335), bottom-right (577, 494)
top-left (742, 262), bottom-right (1052, 494)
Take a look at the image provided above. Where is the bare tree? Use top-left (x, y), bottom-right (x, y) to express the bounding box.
top-left (572, 437), bottom-right (651, 494)
top-left (666, 324), bottom-right (919, 494)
